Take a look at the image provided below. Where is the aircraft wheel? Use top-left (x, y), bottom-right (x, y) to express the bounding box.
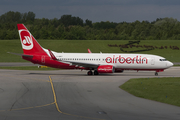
top-left (94, 70), bottom-right (99, 75)
top-left (87, 71), bottom-right (93, 75)
top-left (155, 72), bottom-right (158, 76)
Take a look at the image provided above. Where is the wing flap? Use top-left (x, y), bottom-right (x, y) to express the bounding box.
top-left (70, 61), bottom-right (99, 68)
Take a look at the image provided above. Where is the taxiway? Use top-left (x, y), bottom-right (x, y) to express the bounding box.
top-left (0, 67), bottom-right (180, 120)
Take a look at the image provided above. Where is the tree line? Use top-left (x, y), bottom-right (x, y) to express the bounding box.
top-left (1, 11), bottom-right (180, 40)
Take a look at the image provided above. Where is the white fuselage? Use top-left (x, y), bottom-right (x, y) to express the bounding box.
top-left (49, 51), bottom-right (173, 71)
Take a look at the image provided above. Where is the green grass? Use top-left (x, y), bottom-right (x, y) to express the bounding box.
top-left (0, 66), bottom-right (59, 70)
top-left (120, 77), bottom-right (180, 107)
top-left (173, 64), bottom-right (180, 66)
top-left (1, 40), bottom-right (180, 62)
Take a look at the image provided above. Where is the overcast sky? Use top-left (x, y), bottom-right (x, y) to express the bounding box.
top-left (1, 0), bottom-right (180, 23)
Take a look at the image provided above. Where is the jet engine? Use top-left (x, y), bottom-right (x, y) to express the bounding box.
top-left (97, 65), bottom-right (114, 73)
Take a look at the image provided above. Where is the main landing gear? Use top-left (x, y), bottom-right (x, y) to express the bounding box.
top-left (155, 72), bottom-right (158, 76)
top-left (87, 70), bottom-right (99, 75)
top-left (87, 70), bottom-right (93, 75)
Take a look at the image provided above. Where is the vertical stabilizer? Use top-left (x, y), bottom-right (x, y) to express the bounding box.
top-left (17, 24), bottom-right (47, 55)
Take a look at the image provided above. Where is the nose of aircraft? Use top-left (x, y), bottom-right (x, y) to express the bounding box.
top-left (166, 61), bottom-right (174, 68)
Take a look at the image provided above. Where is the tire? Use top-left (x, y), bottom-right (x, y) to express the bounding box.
top-left (94, 70), bottom-right (99, 75)
top-left (155, 72), bottom-right (158, 76)
top-left (87, 71), bottom-right (93, 75)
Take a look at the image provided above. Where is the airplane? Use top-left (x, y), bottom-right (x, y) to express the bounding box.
top-left (10, 24), bottom-right (173, 76)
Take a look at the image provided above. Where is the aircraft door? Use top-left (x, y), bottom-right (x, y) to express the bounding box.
top-left (41, 56), bottom-right (45, 64)
top-left (151, 57), bottom-right (155, 65)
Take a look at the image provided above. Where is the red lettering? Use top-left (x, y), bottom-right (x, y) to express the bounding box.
top-left (139, 56), bottom-right (141, 64)
top-left (132, 57), bottom-right (136, 64)
top-left (105, 56), bottom-right (148, 64)
top-left (142, 57), bottom-right (148, 64)
top-left (106, 57), bottom-right (112, 63)
top-left (136, 56), bottom-right (139, 64)
top-left (115, 57), bottom-right (118, 63)
top-left (126, 57), bottom-right (132, 64)
top-left (119, 56), bottom-right (125, 64)
top-left (113, 55), bottom-right (115, 63)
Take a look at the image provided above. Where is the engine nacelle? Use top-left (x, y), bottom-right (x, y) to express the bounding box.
top-left (97, 65), bottom-right (115, 73)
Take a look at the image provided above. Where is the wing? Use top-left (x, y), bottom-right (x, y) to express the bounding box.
top-left (68, 61), bottom-right (99, 68)
top-left (48, 49), bottom-right (99, 69)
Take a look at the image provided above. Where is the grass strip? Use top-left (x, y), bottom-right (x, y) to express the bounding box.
top-left (1, 40), bottom-right (180, 62)
top-left (120, 77), bottom-right (180, 107)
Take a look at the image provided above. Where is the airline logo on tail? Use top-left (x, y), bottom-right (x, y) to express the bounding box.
top-left (19, 30), bottom-right (33, 50)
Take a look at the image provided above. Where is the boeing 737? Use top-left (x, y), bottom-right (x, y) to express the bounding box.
top-left (11, 24), bottom-right (173, 76)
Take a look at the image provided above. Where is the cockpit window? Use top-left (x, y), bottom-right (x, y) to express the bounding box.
top-left (159, 59), bottom-right (167, 61)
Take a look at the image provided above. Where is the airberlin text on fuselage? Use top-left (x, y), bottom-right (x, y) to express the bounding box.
top-left (106, 55), bottom-right (148, 64)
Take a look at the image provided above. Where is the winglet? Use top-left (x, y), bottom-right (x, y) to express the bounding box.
top-left (48, 49), bottom-right (57, 60)
top-left (88, 49), bottom-right (92, 53)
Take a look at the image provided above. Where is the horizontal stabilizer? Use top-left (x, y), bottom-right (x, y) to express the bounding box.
top-left (8, 52), bottom-right (33, 58)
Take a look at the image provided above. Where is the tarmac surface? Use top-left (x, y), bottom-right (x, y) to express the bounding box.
top-left (0, 62), bottom-right (39, 67)
top-left (0, 67), bottom-right (180, 120)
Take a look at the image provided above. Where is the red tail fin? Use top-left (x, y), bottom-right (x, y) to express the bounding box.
top-left (17, 24), bottom-right (47, 55)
